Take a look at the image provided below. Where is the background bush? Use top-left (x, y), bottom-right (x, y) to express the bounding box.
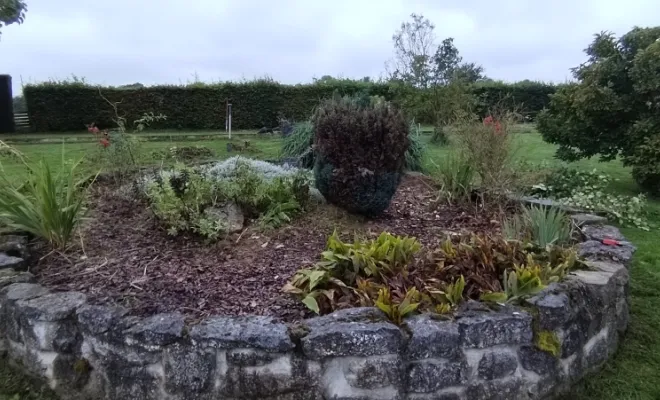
top-left (537, 27), bottom-right (660, 193)
top-left (24, 80), bottom-right (555, 132)
top-left (313, 95), bottom-right (409, 215)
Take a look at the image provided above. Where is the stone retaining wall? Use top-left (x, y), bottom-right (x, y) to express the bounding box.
top-left (0, 220), bottom-right (634, 400)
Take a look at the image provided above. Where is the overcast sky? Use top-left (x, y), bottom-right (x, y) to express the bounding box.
top-left (2, 0), bottom-right (659, 94)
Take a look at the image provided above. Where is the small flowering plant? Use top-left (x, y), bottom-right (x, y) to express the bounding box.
top-left (86, 123), bottom-right (111, 148)
top-left (483, 115), bottom-right (503, 134)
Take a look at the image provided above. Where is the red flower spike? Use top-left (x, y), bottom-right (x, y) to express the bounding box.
top-left (100, 138), bottom-right (110, 148)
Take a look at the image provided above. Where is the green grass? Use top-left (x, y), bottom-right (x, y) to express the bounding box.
top-left (1, 126), bottom-right (660, 399)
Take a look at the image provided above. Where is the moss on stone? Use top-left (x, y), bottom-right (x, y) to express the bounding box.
top-left (535, 330), bottom-right (561, 357)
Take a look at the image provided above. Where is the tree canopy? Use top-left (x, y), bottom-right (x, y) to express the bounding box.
top-left (537, 27), bottom-right (660, 192)
top-left (0, 0), bottom-right (27, 38)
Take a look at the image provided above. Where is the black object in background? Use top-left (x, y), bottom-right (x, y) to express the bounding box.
top-left (0, 75), bottom-right (15, 134)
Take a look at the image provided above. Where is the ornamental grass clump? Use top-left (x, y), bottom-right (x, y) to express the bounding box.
top-left (313, 95), bottom-right (409, 216)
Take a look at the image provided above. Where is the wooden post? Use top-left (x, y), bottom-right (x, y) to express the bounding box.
top-left (0, 75), bottom-right (15, 134)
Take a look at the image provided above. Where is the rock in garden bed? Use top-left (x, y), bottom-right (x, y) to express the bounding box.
top-left (29, 175), bottom-right (501, 322)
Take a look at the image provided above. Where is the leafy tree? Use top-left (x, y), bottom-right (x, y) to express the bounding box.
top-left (537, 27), bottom-right (660, 193)
top-left (386, 13), bottom-right (485, 137)
top-left (0, 0), bottom-right (27, 38)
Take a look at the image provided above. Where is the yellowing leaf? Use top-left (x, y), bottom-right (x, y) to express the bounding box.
top-left (302, 295), bottom-right (320, 314)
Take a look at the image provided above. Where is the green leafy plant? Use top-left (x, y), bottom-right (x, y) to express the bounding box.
top-left (0, 145), bottom-right (89, 249)
top-left (405, 121), bottom-right (426, 172)
top-left (146, 161), bottom-right (308, 239)
top-left (503, 205), bottom-right (573, 247)
top-left (531, 167), bottom-right (649, 230)
top-left (374, 287), bottom-right (421, 325)
top-left (151, 145), bottom-right (214, 162)
top-left (431, 152), bottom-right (475, 203)
top-left (313, 94), bottom-right (409, 215)
top-left (281, 121), bottom-right (315, 168)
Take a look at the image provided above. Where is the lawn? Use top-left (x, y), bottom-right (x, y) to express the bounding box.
top-left (1, 127), bottom-right (659, 399)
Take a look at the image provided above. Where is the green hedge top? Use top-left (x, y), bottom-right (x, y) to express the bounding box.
top-left (24, 80), bottom-right (556, 132)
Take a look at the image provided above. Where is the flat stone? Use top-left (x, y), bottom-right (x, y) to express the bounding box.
top-left (570, 214), bottom-right (608, 226)
top-left (204, 202), bottom-right (244, 233)
top-left (518, 346), bottom-right (559, 375)
top-left (1, 283), bottom-right (49, 302)
top-left (164, 345), bottom-right (215, 394)
top-left (578, 240), bottom-right (635, 267)
top-left (466, 377), bottom-right (524, 400)
top-left (17, 292), bottom-right (87, 321)
top-left (190, 316), bottom-right (294, 352)
top-left (478, 350), bottom-right (519, 380)
top-left (0, 235), bottom-right (28, 258)
top-left (0, 270), bottom-right (34, 288)
top-left (302, 316), bottom-right (403, 359)
top-left (405, 315), bottom-right (461, 360)
top-left (0, 253), bottom-right (24, 270)
top-left (221, 355), bottom-right (309, 398)
top-left (343, 355), bottom-right (402, 390)
top-left (457, 311), bottom-right (533, 349)
top-left (227, 348), bottom-right (277, 367)
top-left (77, 304), bottom-right (129, 335)
top-left (407, 359), bottom-right (468, 393)
top-left (525, 292), bottom-right (572, 331)
top-left (515, 196), bottom-right (584, 214)
top-left (124, 312), bottom-right (184, 346)
top-left (581, 225), bottom-right (625, 241)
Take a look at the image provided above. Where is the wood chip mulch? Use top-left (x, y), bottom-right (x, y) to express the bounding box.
top-left (31, 175), bottom-right (502, 322)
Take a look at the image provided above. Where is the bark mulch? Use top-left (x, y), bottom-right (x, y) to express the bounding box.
top-left (31, 175), bottom-right (502, 322)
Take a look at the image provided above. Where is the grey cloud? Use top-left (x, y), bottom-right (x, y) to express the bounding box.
top-left (2, 0), bottom-right (659, 94)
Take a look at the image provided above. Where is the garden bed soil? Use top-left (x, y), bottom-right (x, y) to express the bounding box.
top-left (30, 175), bottom-right (503, 322)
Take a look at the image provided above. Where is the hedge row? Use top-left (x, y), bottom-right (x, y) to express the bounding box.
top-left (23, 81), bottom-right (556, 132)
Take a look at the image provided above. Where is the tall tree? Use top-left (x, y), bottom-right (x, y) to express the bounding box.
top-left (386, 13), bottom-right (437, 88)
top-left (0, 0), bottom-right (27, 39)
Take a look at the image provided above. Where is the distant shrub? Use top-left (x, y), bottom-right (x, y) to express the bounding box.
top-left (313, 95), bottom-right (409, 215)
top-left (151, 145), bottom-right (214, 162)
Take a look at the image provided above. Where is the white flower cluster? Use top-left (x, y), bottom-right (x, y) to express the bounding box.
top-left (203, 156), bottom-right (301, 181)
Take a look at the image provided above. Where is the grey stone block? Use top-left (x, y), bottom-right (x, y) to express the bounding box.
top-left (466, 377), bottom-right (524, 400)
top-left (584, 332), bottom-right (609, 369)
top-left (124, 312), bottom-right (184, 346)
top-left (407, 359), bottom-right (467, 393)
top-left (581, 225), bottom-right (625, 241)
top-left (17, 292), bottom-right (87, 321)
top-left (302, 318), bottom-right (403, 359)
top-left (77, 304), bottom-right (129, 335)
top-left (578, 240), bottom-right (635, 267)
top-left (190, 316), bottom-right (294, 352)
top-left (227, 348), bottom-right (277, 367)
top-left (478, 350), bottom-right (518, 380)
top-left (525, 291), bottom-right (572, 331)
top-left (164, 345), bottom-right (215, 394)
top-left (518, 346), bottom-right (559, 375)
top-left (406, 315), bottom-right (461, 360)
top-left (0, 235), bottom-right (28, 257)
top-left (0, 269), bottom-right (34, 288)
top-left (561, 323), bottom-right (588, 358)
top-left (220, 355), bottom-right (311, 398)
top-left (457, 311), bottom-right (533, 348)
top-left (1, 283), bottom-right (49, 302)
top-left (343, 355), bottom-right (402, 389)
top-left (0, 253), bottom-right (24, 270)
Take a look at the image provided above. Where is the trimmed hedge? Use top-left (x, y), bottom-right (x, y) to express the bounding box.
top-left (24, 81), bottom-right (556, 132)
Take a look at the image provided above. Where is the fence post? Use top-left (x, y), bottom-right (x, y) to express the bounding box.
top-left (0, 75), bottom-right (15, 134)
